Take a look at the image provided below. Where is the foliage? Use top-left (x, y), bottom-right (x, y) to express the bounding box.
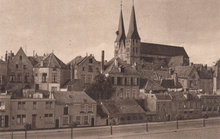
top-left (85, 74), bottom-right (115, 100)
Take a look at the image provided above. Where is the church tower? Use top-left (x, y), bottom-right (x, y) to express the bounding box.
top-left (125, 3), bottom-right (141, 64)
top-left (114, 4), bottom-right (126, 60)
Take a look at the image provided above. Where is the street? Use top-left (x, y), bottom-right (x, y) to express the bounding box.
top-left (0, 117), bottom-right (220, 139)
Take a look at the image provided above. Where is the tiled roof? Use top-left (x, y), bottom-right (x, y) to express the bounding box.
top-left (101, 99), bottom-right (146, 115)
top-left (36, 53), bottom-right (67, 68)
top-left (145, 80), bottom-right (166, 91)
top-left (154, 93), bottom-right (171, 100)
top-left (28, 56), bottom-right (44, 66)
top-left (160, 79), bottom-right (182, 89)
top-left (174, 66), bottom-right (195, 78)
top-left (63, 79), bottom-right (85, 91)
top-left (168, 92), bottom-right (185, 101)
top-left (103, 57), bottom-right (138, 75)
top-left (53, 91), bottom-right (96, 105)
top-left (140, 43), bottom-right (189, 58)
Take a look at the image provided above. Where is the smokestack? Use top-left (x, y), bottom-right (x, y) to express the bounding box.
top-left (101, 50), bottom-right (104, 73)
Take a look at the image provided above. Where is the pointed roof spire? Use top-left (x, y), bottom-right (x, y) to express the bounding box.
top-left (127, 2), bottom-right (140, 40)
top-left (115, 1), bottom-right (126, 42)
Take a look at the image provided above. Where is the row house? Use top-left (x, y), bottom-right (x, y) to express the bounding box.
top-left (53, 91), bottom-right (97, 128)
top-left (33, 53), bottom-right (70, 92)
top-left (99, 99), bottom-right (146, 125)
top-left (0, 60), bottom-right (7, 92)
top-left (6, 48), bottom-right (34, 93)
top-left (103, 57), bottom-right (140, 99)
top-left (198, 94), bottom-right (220, 117)
top-left (0, 93), bottom-right (11, 131)
top-left (67, 54), bottom-right (101, 85)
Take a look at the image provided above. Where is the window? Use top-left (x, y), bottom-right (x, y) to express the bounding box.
top-left (112, 77), bottom-right (115, 85)
top-left (88, 66), bottom-right (93, 72)
top-left (35, 73), bottom-right (38, 77)
top-left (10, 75), bottom-right (15, 82)
top-left (76, 116), bottom-right (80, 124)
top-left (18, 102), bottom-right (25, 110)
top-left (33, 102), bottom-right (37, 110)
top-left (52, 73), bottom-right (57, 83)
top-left (127, 116), bottom-right (131, 120)
top-left (17, 74), bottom-right (22, 82)
top-left (117, 77), bottom-right (122, 85)
top-left (0, 102), bottom-right (5, 110)
top-left (120, 117), bottom-right (125, 121)
top-left (42, 73), bottom-right (47, 83)
top-left (19, 56), bottom-right (22, 60)
top-left (16, 64), bottom-right (18, 69)
top-left (86, 75), bottom-right (92, 83)
top-left (124, 77), bottom-right (127, 85)
top-left (46, 101), bottom-right (52, 109)
top-left (53, 68), bottom-right (56, 71)
top-left (63, 117), bottom-right (68, 125)
top-left (82, 67), bottom-right (85, 71)
top-left (0, 76), bottom-right (2, 84)
top-left (133, 116), bottom-right (137, 120)
top-left (23, 65), bottom-right (26, 69)
top-left (131, 77), bottom-right (133, 85)
top-left (64, 106), bottom-right (68, 115)
top-left (89, 58), bottom-right (93, 63)
top-left (84, 116), bottom-right (88, 124)
top-left (17, 115), bottom-right (26, 125)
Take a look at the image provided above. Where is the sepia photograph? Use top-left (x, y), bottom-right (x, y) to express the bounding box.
top-left (0, 0), bottom-right (220, 138)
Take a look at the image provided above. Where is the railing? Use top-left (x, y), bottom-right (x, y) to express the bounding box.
top-left (1, 117), bottom-right (220, 139)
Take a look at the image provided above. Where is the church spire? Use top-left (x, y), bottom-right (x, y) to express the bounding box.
top-left (127, 2), bottom-right (140, 40)
top-left (115, 2), bottom-right (126, 43)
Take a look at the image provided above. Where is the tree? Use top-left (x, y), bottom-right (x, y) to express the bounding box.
top-left (85, 74), bottom-right (115, 100)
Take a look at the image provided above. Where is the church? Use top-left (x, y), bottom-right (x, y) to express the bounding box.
top-left (114, 3), bottom-right (189, 69)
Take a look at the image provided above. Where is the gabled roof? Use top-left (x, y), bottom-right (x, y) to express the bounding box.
top-left (174, 66), bottom-right (197, 79)
top-left (12, 47), bottom-right (33, 67)
top-left (103, 57), bottom-right (138, 75)
top-left (140, 43), bottom-right (189, 58)
top-left (67, 55), bottom-right (99, 67)
top-left (144, 80), bottom-right (166, 91)
top-left (161, 79), bottom-right (182, 89)
top-left (35, 53), bottom-right (67, 68)
top-left (101, 99), bottom-right (146, 115)
top-left (53, 91), bottom-right (96, 105)
top-left (28, 56), bottom-right (44, 66)
top-left (62, 79), bottom-right (85, 91)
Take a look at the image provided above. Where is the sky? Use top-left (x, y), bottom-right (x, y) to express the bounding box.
top-left (0, 0), bottom-right (220, 65)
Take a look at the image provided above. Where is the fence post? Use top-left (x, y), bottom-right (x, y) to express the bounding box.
top-left (11, 130), bottom-right (13, 139)
top-left (110, 124), bottom-right (112, 135)
top-left (176, 119), bottom-right (179, 129)
top-left (203, 118), bottom-right (205, 127)
top-left (146, 122), bottom-right (148, 132)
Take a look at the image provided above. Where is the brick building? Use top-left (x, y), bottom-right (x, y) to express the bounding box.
top-left (53, 91), bottom-right (97, 128)
top-left (103, 57), bottom-right (140, 99)
top-left (67, 54), bottom-right (101, 85)
top-left (0, 93), bottom-right (11, 131)
top-left (33, 53), bottom-right (70, 92)
top-left (6, 48), bottom-right (34, 93)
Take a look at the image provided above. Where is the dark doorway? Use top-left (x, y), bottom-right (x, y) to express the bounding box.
top-left (91, 118), bottom-right (94, 127)
top-left (32, 114), bottom-right (37, 129)
top-left (5, 115), bottom-right (8, 127)
top-left (106, 119), bottom-right (108, 126)
top-left (55, 119), bottom-right (59, 128)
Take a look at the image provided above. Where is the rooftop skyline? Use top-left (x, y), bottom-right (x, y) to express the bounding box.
top-left (0, 0), bottom-right (220, 65)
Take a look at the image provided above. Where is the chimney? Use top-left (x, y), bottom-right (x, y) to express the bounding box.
top-left (70, 63), bottom-right (73, 81)
top-left (5, 51), bottom-right (8, 61)
top-left (101, 50), bottom-right (104, 73)
top-left (173, 73), bottom-right (178, 86)
top-left (33, 50), bottom-right (35, 57)
top-left (40, 60), bottom-right (44, 67)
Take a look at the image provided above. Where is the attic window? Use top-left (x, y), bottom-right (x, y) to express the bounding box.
top-left (89, 58), bottom-right (93, 63)
top-left (19, 56), bottom-right (22, 60)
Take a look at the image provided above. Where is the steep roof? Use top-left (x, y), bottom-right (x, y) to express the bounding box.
top-left (115, 9), bottom-right (126, 42)
top-left (174, 66), bottom-right (196, 78)
top-left (101, 99), bottom-right (146, 115)
top-left (53, 91), bottom-right (96, 105)
top-left (63, 79), bottom-right (85, 91)
top-left (103, 57), bottom-right (138, 75)
top-left (67, 55), bottom-right (99, 67)
top-left (161, 79), bottom-right (182, 89)
top-left (36, 53), bottom-right (67, 68)
top-left (127, 5), bottom-right (140, 40)
top-left (140, 43), bottom-right (189, 58)
top-left (145, 80), bottom-right (166, 91)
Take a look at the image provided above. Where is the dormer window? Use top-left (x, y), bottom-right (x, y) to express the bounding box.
top-left (89, 58), bottom-right (93, 63)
